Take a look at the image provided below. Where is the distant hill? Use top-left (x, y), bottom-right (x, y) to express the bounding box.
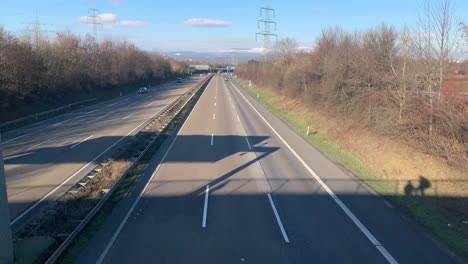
top-left (162, 51), bottom-right (263, 63)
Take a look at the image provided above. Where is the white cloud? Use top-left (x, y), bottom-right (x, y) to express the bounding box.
top-left (297, 46), bottom-right (314, 53)
top-left (79, 13), bottom-right (147, 28)
top-left (184, 18), bottom-right (229, 28)
top-left (120, 20), bottom-right (147, 27)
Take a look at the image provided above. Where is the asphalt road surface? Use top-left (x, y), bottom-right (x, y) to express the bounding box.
top-left (79, 75), bottom-right (459, 264)
top-left (1, 77), bottom-right (203, 226)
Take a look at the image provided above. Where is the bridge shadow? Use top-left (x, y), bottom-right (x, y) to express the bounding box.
top-left (4, 132), bottom-right (468, 264)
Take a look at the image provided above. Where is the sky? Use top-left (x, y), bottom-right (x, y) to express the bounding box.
top-left (0, 0), bottom-right (466, 53)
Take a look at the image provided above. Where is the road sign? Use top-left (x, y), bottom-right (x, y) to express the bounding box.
top-left (248, 80), bottom-right (252, 88)
top-left (226, 66), bottom-right (232, 72)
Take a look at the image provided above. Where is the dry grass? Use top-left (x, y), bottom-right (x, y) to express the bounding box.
top-left (268, 88), bottom-right (468, 199)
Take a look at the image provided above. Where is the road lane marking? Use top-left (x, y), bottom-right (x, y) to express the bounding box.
top-left (231, 81), bottom-right (398, 264)
top-left (237, 115), bottom-right (240, 122)
top-left (146, 102), bottom-right (154, 107)
top-left (70, 135), bottom-right (93, 149)
top-left (214, 102), bottom-right (216, 107)
top-left (3, 134), bottom-right (28, 144)
top-left (267, 194), bottom-right (290, 243)
top-left (211, 133), bottom-right (214, 146)
top-left (87, 109), bottom-right (97, 114)
top-left (27, 138), bottom-right (53, 151)
top-left (108, 102), bottom-right (119, 107)
top-left (122, 113), bottom-right (133, 120)
top-left (96, 85), bottom-right (200, 263)
top-left (202, 185), bottom-right (210, 228)
top-left (52, 120), bottom-right (69, 127)
top-left (245, 137), bottom-right (252, 150)
top-left (10, 85), bottom-right (190, 226)
top-left (213, 113), bottom-right (216, 120)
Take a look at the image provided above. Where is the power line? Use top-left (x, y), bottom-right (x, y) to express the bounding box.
top-left (23, 10), bottom-right (54, 48)
top-left (256, 4), bottom-right (278, 58)
top-left (86, 8), bottom-right (102, 40)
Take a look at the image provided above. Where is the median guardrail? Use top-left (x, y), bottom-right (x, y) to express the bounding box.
top-left (43, 75), bottom-right (212, 263)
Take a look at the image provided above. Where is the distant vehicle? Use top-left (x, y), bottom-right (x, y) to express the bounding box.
top-left (199, 74), bottom-right (204, 77)
top-left (138, 87), bottom-right (148, 94)
top-left (224, 77), bottom-right (228, 81)
top-left (177, 78), bottom-right (182, 83)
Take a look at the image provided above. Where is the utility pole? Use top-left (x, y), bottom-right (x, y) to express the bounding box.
top-left (0, 134), bottom-right (13, 264)
top-left (86, 8), bottom-right (101, 40)
top-left (256, 4), bottom-right (277, 59)
top-left (23, 10), bottom-right (54, 48)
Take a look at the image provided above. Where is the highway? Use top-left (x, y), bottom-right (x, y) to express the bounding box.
top-left (78, 75), bottom-right (458, 264)
top-left (1, 77), bottom-right (203, 226)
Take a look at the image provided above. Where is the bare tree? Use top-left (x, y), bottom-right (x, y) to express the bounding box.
top-left (389, 26), bottom-right (412, 123)
top-left (431, 0), bottom-right (459, 102)
top-left (273, 37), bottom-right (298, 64)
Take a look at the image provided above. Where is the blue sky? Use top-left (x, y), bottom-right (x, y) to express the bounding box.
top-left (0, 0), bottom-right (466, 52)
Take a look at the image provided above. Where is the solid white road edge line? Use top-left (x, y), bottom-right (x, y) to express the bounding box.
top-left (231, 80), bottom-right (398, 264)
top-left (267, 193), bottom-right (290, 243)
top-left (70, 135), bottom-right (93, 149)
top-left (52, 120), bottom-right (69, 127)
top-left (94, 113), bottom-right (110, 122)
top-left (96, 84), bottom-right (201, 263)
top-left (3, 134), bottom-right (27, 144)
top-left (10, 94), bottom-right (183, 225)
top-left (27, 138), bottom-right (53, 151)
top-left (202, 185), bottom-right (209, 228)
top-left (122, 113), bottom-right (133, 120)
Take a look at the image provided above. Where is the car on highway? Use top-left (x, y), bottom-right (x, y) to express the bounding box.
top-left (138, 87), bottom-right (148, 94)
top-left (176, 78), bottom-right (182, 83)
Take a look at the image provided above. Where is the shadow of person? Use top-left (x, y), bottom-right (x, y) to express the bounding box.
top-left (404, 180), bottom-right (415, 196)
top-left (417, 175), bottom-right (431, 196)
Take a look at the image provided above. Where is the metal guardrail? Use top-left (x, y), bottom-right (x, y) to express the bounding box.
top-left (44, 75), bottom-right (212, 264)
top-left (0, 98), bottom-right (97, 132)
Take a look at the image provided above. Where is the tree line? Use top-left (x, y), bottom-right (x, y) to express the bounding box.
top-left (237, 1), bottom-right (467, 167)
top-left (0, 27), bottom-right (188, 118)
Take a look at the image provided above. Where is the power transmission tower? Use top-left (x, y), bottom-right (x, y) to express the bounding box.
top-left (0, 134), bottom-right (13, 264)
top-left (23, 10), bottom-right (54, 48)
top-left (86, 8), bottom-right (101, 40)
top-left (256, 4), bottom-right (277, 58)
